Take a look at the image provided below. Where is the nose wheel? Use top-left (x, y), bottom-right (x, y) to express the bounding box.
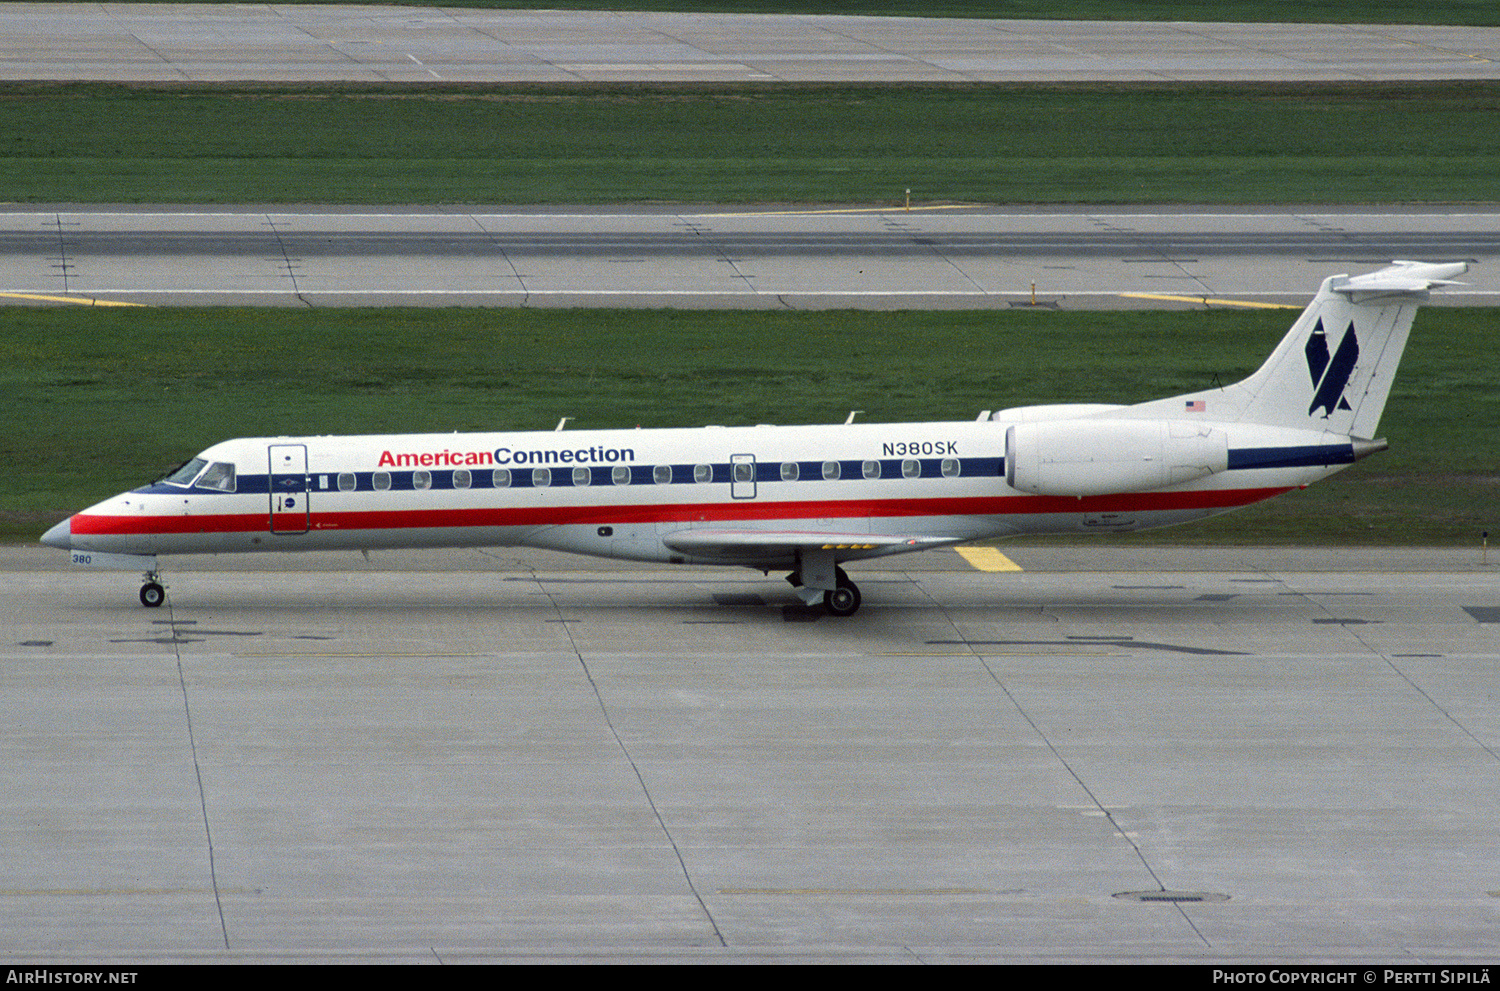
top-left (139, 571), bottom-right (166, 608)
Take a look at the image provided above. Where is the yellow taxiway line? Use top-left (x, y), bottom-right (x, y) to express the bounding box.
top-left (702, 204), bottom-right (977, 218)
top-left (1119, 292), bottom-right (1300, 310)
top-left (0, 291), bottom-right (144, 307)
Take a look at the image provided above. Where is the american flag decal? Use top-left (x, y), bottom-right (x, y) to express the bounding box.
top-left (1185, 400), bottom-right (1206, 412)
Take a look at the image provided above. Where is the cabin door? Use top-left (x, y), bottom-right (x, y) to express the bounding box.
top-left (269, 444), bottom-right (310, 534)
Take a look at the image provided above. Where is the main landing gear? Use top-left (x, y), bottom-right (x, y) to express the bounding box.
top-left (788, 565), bottom-right (862, 616)
top-left (823, 576), bottom-right (861, 617)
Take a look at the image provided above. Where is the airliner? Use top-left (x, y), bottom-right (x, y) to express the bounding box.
top-left (41, 261), bottom-right (1467, 614)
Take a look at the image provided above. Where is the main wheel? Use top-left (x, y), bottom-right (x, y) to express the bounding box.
top-left (139, 582), bottom-right (165, 608)
top-left (823, 581), bottom-right (861, 617)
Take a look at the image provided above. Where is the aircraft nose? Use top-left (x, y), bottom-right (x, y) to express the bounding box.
top-left (40, 518), bottom-right (72, 550)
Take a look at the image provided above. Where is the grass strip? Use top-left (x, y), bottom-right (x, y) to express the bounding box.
top-left (4, 82), bottom-right (1499, 204)
top-left (5, 305), bottom-right (1493, 545)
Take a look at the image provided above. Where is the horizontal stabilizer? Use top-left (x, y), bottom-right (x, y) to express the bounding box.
top-left (1332, 260), bottom-right (1468, 299)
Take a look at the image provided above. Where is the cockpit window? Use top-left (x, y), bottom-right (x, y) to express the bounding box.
top-left (196, 462), bottom-right (236, 492)
top-left (163, 458), bottom-right (207, 486)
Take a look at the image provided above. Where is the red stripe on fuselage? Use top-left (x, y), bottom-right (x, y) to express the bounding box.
top-left (69, 488), bottom-right (1293, 537)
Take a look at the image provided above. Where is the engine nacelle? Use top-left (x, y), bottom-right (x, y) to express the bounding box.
top-left (1005, 419), bottom-right (1228, 497)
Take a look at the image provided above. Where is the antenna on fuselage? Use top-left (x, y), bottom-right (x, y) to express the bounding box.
top-left (555, 417), bottom-right (571, 431)
top-left (844, 410), bottom-right (862, 424)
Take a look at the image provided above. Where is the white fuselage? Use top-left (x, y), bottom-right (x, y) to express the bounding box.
top-left (60, 417), bottom-right (1348, 566)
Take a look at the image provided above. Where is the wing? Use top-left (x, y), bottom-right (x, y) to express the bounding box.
top-left (661, 528), bottom-right (963, 565)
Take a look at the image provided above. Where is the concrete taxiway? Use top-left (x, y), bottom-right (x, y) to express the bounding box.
top-left (4, 204), bottom-right (1497, 309)
top-left (4, 543), bottom-right (1498, 963)
top-left (4, 5), bottom-right (1500, 83)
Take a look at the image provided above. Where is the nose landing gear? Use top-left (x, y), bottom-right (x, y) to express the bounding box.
top-left (139, 570), bottom-right (166, 608)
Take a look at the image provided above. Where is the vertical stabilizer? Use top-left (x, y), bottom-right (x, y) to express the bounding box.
top-left (1229, 261), bottom-right (1466, 436)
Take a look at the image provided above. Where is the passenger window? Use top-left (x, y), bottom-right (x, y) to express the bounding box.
top-left (572, 466), bottom-right (590, 486)
top-left (532, 467), bottom-right (551, 487)
top-left (862, 460), bottom-right (880, 479)
top-left (452, 468), bottom-right (471, 489)
top-left (612, 465), bottom-right (631, 485)
top-left (653, 465), bottom-right (673, 485)
top-left (694, 464), bottom-right (712, 483)
top-left (494, 468), bottom-right (511, 488)
top-left (338, 472), bottom-right (356, 492)
top-left (902, 459), bottom-right (920, 478)
top-left (413, 470), bottom-right (432, 490)
top-left (941, 458), bottom-right (960, 478)
top-left (197, 462), bottom-right (236, 492)
top-left (373, 472), bottom-right (391, 491)
top-left (733, 462), bottom-right (754, 483)
top-left (822, 460), bottom-right (840, 480)
top-left (780, 462), bottom-right (798, 481)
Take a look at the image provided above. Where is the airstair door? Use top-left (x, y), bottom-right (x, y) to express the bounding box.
top-left (269, 444), bottom-right (310, 534)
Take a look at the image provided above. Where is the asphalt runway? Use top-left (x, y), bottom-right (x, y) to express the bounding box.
top-left (5, 5), bottom-right (1499, 83)
top-left (5, 205), bottom-right (1497, 309)
top-left (4, 543), bottom-right (1498, 963)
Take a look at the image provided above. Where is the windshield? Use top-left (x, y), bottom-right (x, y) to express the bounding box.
top-left (161, 457), bottom-right (207, 486)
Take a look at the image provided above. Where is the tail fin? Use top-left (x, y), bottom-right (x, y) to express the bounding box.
top-left (1237, 260), bottom-right (1467, 435)
top-left (1168, 261), bottom-right (1467, 436)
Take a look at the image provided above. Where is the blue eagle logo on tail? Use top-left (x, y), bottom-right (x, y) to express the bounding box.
top-left (1305, 319), bottom-right (1358, 418)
